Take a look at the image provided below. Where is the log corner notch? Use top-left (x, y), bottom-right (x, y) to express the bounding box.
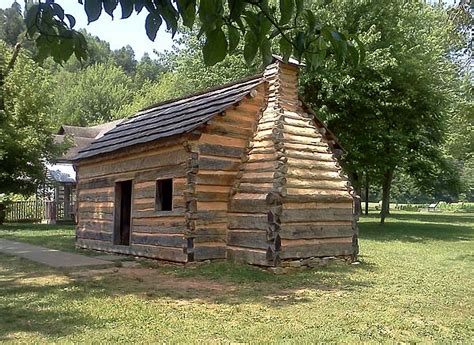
top-left (227, 57), bottom-right (359, 268)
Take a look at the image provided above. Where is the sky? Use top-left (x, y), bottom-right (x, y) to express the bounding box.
top-left (2, 0), bottom-right (175, 58)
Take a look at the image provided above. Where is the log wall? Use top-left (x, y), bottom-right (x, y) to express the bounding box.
top-left (75, 141), bottom-right (189, 262)
top-left (227, 60), bottom-right (358, 267)
top-left (188, 84), bottom-right (267, 261)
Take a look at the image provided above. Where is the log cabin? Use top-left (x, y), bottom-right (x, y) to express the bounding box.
top-left (73, 57), bottom-right (359, 268)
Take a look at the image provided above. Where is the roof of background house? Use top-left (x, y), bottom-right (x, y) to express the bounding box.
top-left (55, 119), bottom-right (124, 163)
top-left (73, 74), bottom-right (264, 160)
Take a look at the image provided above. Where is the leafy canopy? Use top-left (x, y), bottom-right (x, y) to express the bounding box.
top-left (24, 0), bottom-right (364, 68)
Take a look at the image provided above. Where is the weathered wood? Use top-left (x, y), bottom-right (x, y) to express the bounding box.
top-left (80, 147), bottom-right (188, 179)
top-left (195, 192), bottom-right (229, 202)
top-left (76, 229), bottom-right (112, 241)
top-left (76, 238), bottom-right (187, 262)
top-left (78, 220), bottom-right (113, 233)
top-left (227, 230), bottom-right (268, 249)
top-left (199, 157), bottom-right (241, 171)
top-left (280, 208), bottom-right (353, 222)
top-left (131, 233), bottom-right (186, 248)
top-left (193, 244), bottom-right (226, 260)
top-left (226, 246), bottom-right (272, 266)
top-left (229, 197), bottom-right (269, 213)
top-left (199, 143), bottom-right (245, 158)
top-left (228, 214), bottom-right (268, 230)
top-left (280, 241), bottom-right (354, 259)
top-left (78, 211), bottom-right (114, 221)
top-left (132, 224), bottom-right (187, 234)
top-left (279, 224), bottom-right (354, 239)
top-left (196, 172), bottom-right (236, 185)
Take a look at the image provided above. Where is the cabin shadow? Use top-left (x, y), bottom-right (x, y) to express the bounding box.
top-left (359, 217), bottom-right (473, 243)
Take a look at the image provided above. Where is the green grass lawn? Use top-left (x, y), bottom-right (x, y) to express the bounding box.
top-left (0, 212), bottom-right (473, 342)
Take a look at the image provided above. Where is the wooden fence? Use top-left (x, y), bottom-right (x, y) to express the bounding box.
top-left (4, 200), bottom-right (76, 223)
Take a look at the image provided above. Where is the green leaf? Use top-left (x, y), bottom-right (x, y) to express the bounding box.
top-left (145, 13), bottom-right (162, 41)
top-left (51, 3), bottom-right (65, 21)
top-left (119, 0), bottom-right (134, 19)
top-left (177, 0), bottom-right (196, 28)
top-left (243, 32), bottom-right (258, 65)
top-left (103, 0), bottom-right (118, 18)
top-left (203, 27), bottom-right (228, 65)
top-left (25, 4), bottom-right (39, 34)
top-left (158, 1), bottom-right (179, 37)
top-left (228, 0), bottom-right (246, 21)
top-left (260, 37), bottom-right (273, 66)
top-left (84, 0), bottom-right (102, 23)
top-left (279, 36), bottom-right (292, 62)
top-left (279, 0), bottom-right (294, 25)
top-left (65, 14), bottom-right (76, 28)
top-left (228, 25), bottom-right (240, 53)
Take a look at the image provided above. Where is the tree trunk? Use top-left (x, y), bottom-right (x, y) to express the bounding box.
top-left (364, 172), bottom-right (369, 215)
top-left (380, 169), bottom-right (394, 225)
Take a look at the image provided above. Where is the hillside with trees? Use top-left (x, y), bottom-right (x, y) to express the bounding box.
top-left (0, 0), bottom-right (472, 223)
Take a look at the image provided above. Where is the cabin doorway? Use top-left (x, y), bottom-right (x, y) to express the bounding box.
top-left (114, 180), bottom-right (132, 246)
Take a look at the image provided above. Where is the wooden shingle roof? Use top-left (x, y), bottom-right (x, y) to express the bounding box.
top-left (74, 75), bottom-right (264, 160)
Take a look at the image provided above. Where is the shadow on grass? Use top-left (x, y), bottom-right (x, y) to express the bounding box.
top-left (0, 253), bottom-right (373, 340)
top-left (358, 212), bottom-right (473, 243)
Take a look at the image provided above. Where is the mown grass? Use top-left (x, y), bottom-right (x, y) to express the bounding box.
top-left (0, 211), bottom-right (473, 342)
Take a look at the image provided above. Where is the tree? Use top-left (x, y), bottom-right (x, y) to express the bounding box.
top-left (135, 52), bottom-right (166, 82)
top-left (300, 0), bottom-right (463, 224)
top-left (112, 45), bottom-right (137, 74)
top-left (0, 42), bottom-right (62, 195)
top-left (53, 61), bottom-right (135, 126)
top-left (0, 1), bottom-right (24, 46)
top-left (22, 0), bottom-right (363, 68)
top-left (119, 33), bottom-right (255, 115)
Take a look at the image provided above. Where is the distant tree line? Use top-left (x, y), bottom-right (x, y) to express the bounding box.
top-left (0, 0), bottom-right (472, 224)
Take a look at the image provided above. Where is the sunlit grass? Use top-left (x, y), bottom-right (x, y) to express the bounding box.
top-left (0, 211), bottom-right (473, 342)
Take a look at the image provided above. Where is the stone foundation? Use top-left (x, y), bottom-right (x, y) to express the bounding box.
top-left (268, 255), bottom-right (356, 274)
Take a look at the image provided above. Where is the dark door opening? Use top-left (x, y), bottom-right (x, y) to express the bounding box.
top-left (114, 180), bottom-right (132, 246)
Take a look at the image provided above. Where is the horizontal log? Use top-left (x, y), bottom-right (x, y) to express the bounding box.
top-left (78, 177), bottom-right (114, 190)
top-left (199, 157), bottom-right (241, 171)
top-left (237, 183), bottom-right (274, 194)
top-left (79, 206), bottom-right (114, 214)
top-left (76, 229), bottom-right (112, 241)
top-left (79, 146), bottom-right (188, 179)
top-left (280, 208), bottom-right (354, 222)
top-left (285, 179), bottom-right (348, 191)
top-left (279, 224), bottom-right (354, 239)
top-left (78, 187), bottom-right (114, 196)
top-left (131, 224), bottom-right (187, 234)
top-left (188, 210), bottom-right (228, 221)
top-left (206, 121), bottom-right (254, 138)
top-left (196, 192), bottom-right (229, 202)
top-left (193, 245), bottom-right (226, 260)
top-left (132, 215), bottom-right (185, 226)
top-left (227, 230), bottom-right (268, 249)
top-left (229, 198), bottom-right (270, 213)
top-left (133, 209), bottom-right (185, 218)
top-left (228, 214), bottom-right (268, 230)
top-left (286, 158), bottom-right (336, 171)
top-left (286, 168), bottom-right (343, 180)
top-left (78, 194), bottom-right (114, 203)
top-left (134, 165), bottom-right (186, 182)
top-left (199, 133), bottom-right (247, 147)
top-left (196, 172), bottom-right (236, 185)
top-left (280, 241), bottom-right (355, 259)
top-left (76, 238), bottom-right (187, 262)
top-left (197, 201), bottom-right (228, 211)
top-left (131, 233), bottom-right (186, 248)
top-left (78, 211), bottom-right (114, 221)
top-left (199, 143), bottom-right (245, 158)
top-left (285, 150), bottom-right (335, 162)
top-left (78, 221), bottom-right (113, 233)
top-left (226, 246), bottom-right (273, 266)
